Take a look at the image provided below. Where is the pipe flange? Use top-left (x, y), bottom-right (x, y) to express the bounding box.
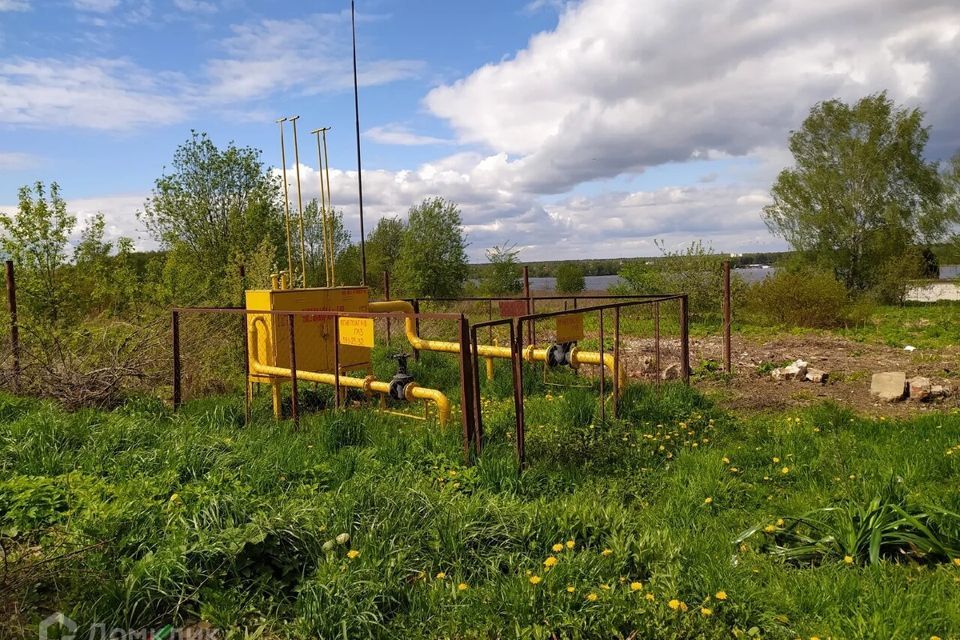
top-left (362, 375), bottom-right (376, 397)
top-left (568, 346), bottom-right (582, 369)
top-left (403, 382), bottom-right (420, 402)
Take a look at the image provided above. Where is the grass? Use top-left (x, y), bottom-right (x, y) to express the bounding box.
top-left (2, 362), bottom-right (960, 639)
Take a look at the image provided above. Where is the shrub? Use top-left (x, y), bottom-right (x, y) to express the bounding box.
top-left (555, 263), bottom-right (585, 294)
top-left (745, 268), bottom-right (852, 328)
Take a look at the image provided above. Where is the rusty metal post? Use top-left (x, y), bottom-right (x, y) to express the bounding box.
top-left (5, 260), bottom-right (20, 392)
top-left (598, 308), bottom-right (605, 422)
top-left (470, 327), bottom-right (484, 455)
top-left (172, 310), bottom-right (181, 410)
top-left (287, 314), bottom-right (299, 429)
top-left (333, 314), bottom-right (342, 409)
top-left (722, 260), bottom-right (732, 374)
top-left (240, 265), bottom-right (250, 425)
top-left (613, 306), bottom-right (620, 418)
top-left (383, 271), bottom-right (391, 346)
top-left (522, 266), bottom-right (532, 345)
top-left (412, 299), bottom-right (421, 361)
top-left (654, 300), bottom-right (661, 388)
top-left (511, 319), bottom-right (526, 470)
top-left (680, 295), bottom-right (690, 384)
top-left (487, 299), bottom-right (493, 344)
top-left (457, 315), bottom-right (476, 463)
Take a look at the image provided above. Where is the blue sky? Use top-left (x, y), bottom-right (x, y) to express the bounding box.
top-left (1, 0), bottom-right (958, 260)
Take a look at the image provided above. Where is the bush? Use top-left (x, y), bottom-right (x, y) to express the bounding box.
top-left (746, 268), bottom-right (853, 328)
top-left (555, 263), bottom-right (585, 294)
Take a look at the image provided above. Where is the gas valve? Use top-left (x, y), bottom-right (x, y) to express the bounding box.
top-left (546, 342), bottom-right (576, 368)
top-left (388, 353), bottom-right (416, 401)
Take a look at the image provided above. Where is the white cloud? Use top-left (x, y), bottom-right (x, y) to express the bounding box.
top-left (173, 0), bottom-right (216, 13)
top-left (425, 0), bottom-right (960, 194)
top-left (364, 124), bottom-right (451, 146)
top-left (0, 58), bottom-right (188, 129)
top-left (0, 150), bottom-right (38, 169)
top-left (72, 0), bottom-right (119, 12)
top-left (0, 0), bottom-right (29, 11)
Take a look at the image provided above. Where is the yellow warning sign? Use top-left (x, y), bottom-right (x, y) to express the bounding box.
top-left (556, 314), bottom-right (584, 343)
top-left (338, 317), bottom-right (375, 347)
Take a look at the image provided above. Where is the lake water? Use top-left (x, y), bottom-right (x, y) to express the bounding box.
top-left (528, 265), bottom-right (960, 292)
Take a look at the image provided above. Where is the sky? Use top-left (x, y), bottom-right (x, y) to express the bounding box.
top-left (1, 0), bottom-right (958, 262)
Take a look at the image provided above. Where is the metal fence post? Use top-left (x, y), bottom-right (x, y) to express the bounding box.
top-left (5, 260), bottom-right (20, 393)
top-left (511, 319), bottom-right (526, 470)
top-left (287, 314), bottom-right (299, 430)
top-left (412, 299), bottom-right (421, 361)
top-left (522, 266), bottom-right (532, 345)
top-left (172, 310), bottom-right (181, 410)
top-left (598, 308), bottom-right (605, 422)
top-left (457, 314), bottom-right (477, 464)
top-left (722, 260), bottom-right (732, 374)
top-left (680, 295), bottom-right (690, 384)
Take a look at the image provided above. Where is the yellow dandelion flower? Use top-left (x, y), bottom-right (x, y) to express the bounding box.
top-left (644, 593), bottom-right (655, 601)
top-left (552, 543), bottom-right (564, 553)
top-left (701, 607), bottom-right (713, 616)
top-left (668, 599), bottom-right (681, 610)
top-left (714, 591), bottom-right (728, 600)
top-left (586, 592), bottom-right (599, 602)
top-left (781, 466), bottom-right (790, 474)
top-left (952, 558), bottom-right (960, 567)
top-left (600, 584), bottom-right (610, 590)
top-left (704, 497), bottom-right (713, 505)
top-left (544, 556), bottom-right (558, 568)
top-left (435, 571), bottom-right (446, 580)
top-left (764, 524), bottom-right (776, 533)
top-left (566, 585), bottom-right (575, 593)
top-left (772, 456), bottom-right (781, 463)
top-left (722, 456), bottom-right (730, 464)
top-left (729, 467), bottom-right (738, 473)
top-left (566, 539), bottom-right (576, 550)
top-left (630, 581), bottom-right (643, 592)
top-left (844, 555), bottom-right (854, 565)
top-left (776, 518), bottom-right (785, 527)
top-left (457, 582), bottom-right (469, 591)
top-left (601, 548), bottom-right (613, 556)
top-left (529, 575), bottom-right (542, 585)
top-left (346, 549), bottom-right (360, 559)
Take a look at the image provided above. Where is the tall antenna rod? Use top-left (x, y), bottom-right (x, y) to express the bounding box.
top-left (320, 128), bottom-right (336, 285)
top-left (312, 128), bottom-right (332, 287)
top-left (351, 0), bottom-right (367, 286)
top-left (276, 117), bottom-right (294, 283)
top-left (290, 115), bottom-right (309, 288)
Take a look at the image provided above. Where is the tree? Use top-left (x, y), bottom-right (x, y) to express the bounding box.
top-left (365, 216), bottom-right (406, 292)
top-left (481, 244), bottom-right (522, 295)
top-left (394, 197), bottom-right (469, 298)
top-left (139, 131), bottom-right (285, 302)
top-left (0, 182), bottom-right (75, 325)
top-left (943, 151), bottom-right (960, 264)
top-left (762, 93), bottom-right (956, 299)
top-left (555, 262), bottom-right (585, 294)
top-left (301, 200), bottom-right (354, 287)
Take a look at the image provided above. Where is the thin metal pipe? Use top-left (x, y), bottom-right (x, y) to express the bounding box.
top-left (291, 116), bottom-right (308, 287)
top-left (598, 308), bottom-right (605, 422)
top-left (5, 260), bottom-right (20, 392)
top-left (320, 128), bottom-right (336, 285)
top-left (240, 265), bottom-right (250, 426)
top-left (383, 270), bottom-right (391, 345)
top-left (172, 311), bottom-right (181, 410)
top-left (333, 314), bottom-right (342, 409)
top-left (613, 306), bottom-right (620, 418)
top-left (512, 319), bottom-right (525, 470)
top-left (723, 260), bottom-right (732, 373)
top-left (680, 295), bottom-right (690, 384)
top-left (351, 0), bottom-right (367, 286)
top-left (288, 314), bottom-right (299, 429)
top-left (457, 315), bottom-right (476, 463)
top-left (311, 129), bottom-right (331, 287)
top-left (654, 300), bottom-right (661, 388)
top-left (276, 118), bottom-right (294, 280)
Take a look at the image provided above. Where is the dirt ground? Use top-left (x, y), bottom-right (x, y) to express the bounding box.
top-left (620, 333), bottom-right (959, 417)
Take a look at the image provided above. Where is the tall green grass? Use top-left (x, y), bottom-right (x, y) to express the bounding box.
top-left (1, 385), bottom-right (959, 639)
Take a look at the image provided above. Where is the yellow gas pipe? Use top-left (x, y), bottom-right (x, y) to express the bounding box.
top-left (247, 318), bottom-right (451, 427)
top-left (367, 300), bottom-right (627, 394)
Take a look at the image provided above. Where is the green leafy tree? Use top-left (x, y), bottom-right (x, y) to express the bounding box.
top-left (395, 197), bottom-right (469, 298)
top-left (943, 151), bottom-right (960, 264)
top-left (72, 214), bottom-right (140, 316)
top-left (555, 262), bottom-right (585, 294)
top-left (139, 131), bottom-right (285, 303)
top-left (0, 182), bottom-right (75, 325)
top-left (481, 244), bottom-right (522, 295)
top-left (762, 93), bottom-right (956, 299)
top-left (301, 200), bottom-right (354, 287)
top-left (365, 216), bottom-right (406, 292)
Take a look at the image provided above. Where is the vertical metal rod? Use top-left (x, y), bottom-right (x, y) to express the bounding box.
top-left (470, 327), bottom-right (484, 454)
top-left (680, 295), bottom-right (690, 384)
top-left (172, 311), bottom-right (181, 411)
top-left (291, 116), bottom-right (308, 287)
top-left (722, 260), bottom-right (732, 374)
top-left (511, 320), bottom-right (525, 470)
top-left (456, 315), bottom-right (475, 464)
top-left (598, 308), bottom-right (605, 422)
top-left (654, 300), bottom-right (661, 388)
top-left (276, 118), bottom-right (294, 280)
top-left (383, 271), bottom-right (391, 345)
top-left (240, 265), bottom-right (250, 426)
top-left (522, 266), bottom-right (532, 345)
top-left (5, 260), bottom-right (20, 392)
top-left (487, 299), bottom-right (493, 344)
top-left (287, 314), bottom-right (299, 429)
top-left (412, 299), bottom-right (421, 361)
top-left (351, 0), bottom-right (367, 286)
top-left (613, 306), bottom-right (620, 418)
top-left (312, 129), bottom-right (331, 287)
top-left (320, 128), bottom-right (336, 285)
top-left (333, 314), bottom-right (342, 409)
